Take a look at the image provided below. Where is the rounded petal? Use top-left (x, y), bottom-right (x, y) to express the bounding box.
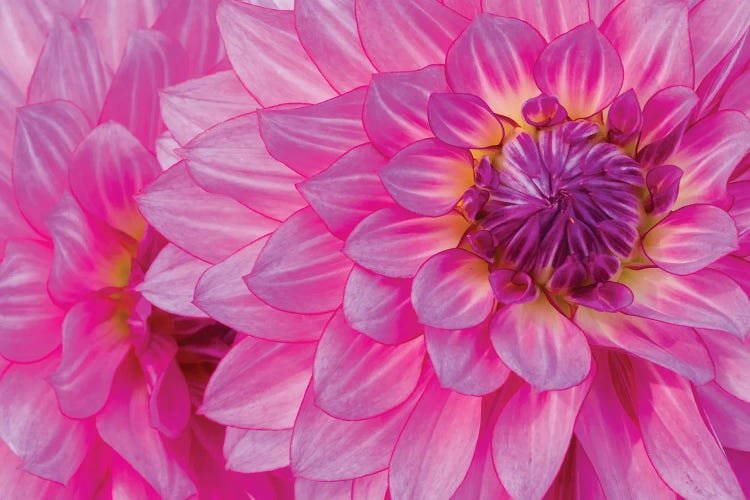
top-left (427, 92), bottom-right (504, 148)
top-left (689, 0), bottom-right (750, 84)
top-left (224, 427), bottom-right (292, 473)
top-left (639, 85), bottom-right (699, 148)
top-left (483, 0), bottom-right (589, 41)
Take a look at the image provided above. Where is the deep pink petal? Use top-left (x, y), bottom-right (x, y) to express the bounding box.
top-left (720, 72), bottom-right (750, 117)
top-left (427, 92), bottom-right (504, 149)
top-left (149, 358), bottom-right (191, 439)
top-left (137, 162), bottom-right (278, 264)
top-left (490, 295), bottom-right (592, 390)
top-left (601, 0), bottom-right (692, 103)
top-left (0, 439), bottom-right (67, 499)
top-left (412, 248), bottom-right (495, 330)
top-left (259, 88), bottom-right (369, 177)
top-left (699, 328), bottom-right (750, 402)
top-left (342, 266), bottom-right (421, 345)
top-left (216, 0), bottom-right (335, 106)
top-left (224, 427), bottom-right (292, 473)
top-left (639, 85), bottom-right (699, 147)
top-left (696, 382), bottom-right (750, 450)
top-left (534, 22), bottom-right (623, 118)
top-left (446, 15), bottom-right (545, 121)
top-left (299, 144), bottom-right (393, 238)
top-left (194, 237), bottom-right (331, 342)
top-left (344, 206), bottom-right (469, 278)
top-left (588, 0), bottom-right (622, 24)
top-left (390, 376), bottom-right (481, 500)
top-left (483, 0), bottom-right (589, 41)
top-left (200, 336), bottom-right (315, 429)
top-left (356, 0), bottom-right (467, 72)
top-left (690, 0), bottom-right (750, 84)
top-left (381, 139), bottom-right (475, 216)
top-left (245, 207), bottom-right (352, 314)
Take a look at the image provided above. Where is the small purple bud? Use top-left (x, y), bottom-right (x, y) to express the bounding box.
top-left (489, 268), bottom-right (539, 304)
top-left (569, 281), bottom-right (634, 312)
top-left (646, 164), bottom-right (683, 214)
top-left (461, 186), bottom-right (489, 220)
top-left (548, 257), bottom-right (587, 290)
top-left (607, 89), bottom-right (643, 144)
top-left (467, 229), bottom-right (496, 262)
top-left (475, 156), bottom-right (500, 189)
top-left (522, 94), bottom-right (567, 127)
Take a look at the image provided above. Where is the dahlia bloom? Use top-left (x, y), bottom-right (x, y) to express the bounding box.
top-left (129, 0), bottom-right (750, 498)
top-left (0, 1), bottom-right (291, 497)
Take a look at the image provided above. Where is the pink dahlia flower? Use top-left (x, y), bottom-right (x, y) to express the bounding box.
top-left (0, 1), bottom-right (292, 498)
top-left (129, 0), bottom-right (750, 498)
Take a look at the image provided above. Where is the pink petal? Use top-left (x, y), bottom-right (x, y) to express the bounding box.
top-left (699, 328), bottom-right (750, 402)
top-left (425, 320), bottom-right (510, 396)
top-left (137, 244), bottom-right (210, 318)
top-left (244, 207), bottom-right (352, 314)
top-left (160, 71), bottom-right (259, 146)
top-left (344, 206), bottom-right (469, 278)
top-left (0, 166), bottom-right (36, 258)
top-left (156, 132), bottom-right (181, 170)
top-left (534, 22), bottom-right (623, 118)
top-left (299, 144), bottom-right (393, 238)
top-left (490, 295), bottom-right (592, 390)
top-left (639, 85), bottom-right (699, 148)
top-left (390, 376), bottom-right (481, 500)
top-left (427, 92), bottom-right (504, 149)
top-left (216, 0), bottom-right (335, 106)
top-left (224, 427), bottom-right (291, 473)
top-left (601, 0), bottom-right (693, 104)
top-left (589, 0), bottom-right (624, 24)
top-left (667, 110), bottom-right (750, 208)
top-left (483, 0), bottom-right (589, 41)
top-left (295, 478), bottom-right (352, 499)
top-left (0, 68), bottom-right (22, 160)
top-left (493, 375), bottom-right (593, 500)
top-left (353, 471), bottom-right (389, 500)
top-left (412, 248), bottom-right (495, 330)
top-left (69, 122), bottom-right (161, 239)
top-left (200, 336), bottom-right (315, 429)
top-left (446, 15), bottom-right (545, 121)
top-left (633, 361), bottom-right (744, 499)
top-left (259, 88), bottom-right (369, 178)
top-left (149, 358), bottom-right (191, 439)
top-left (291, 379), bottom-right (425, 481)
top-left (137, 162), bottom-right (278, 264)
top-left (728, 449), bottom-right (750, 497)
top-left (27, 17), bottom-right (111, 123)
top-left (0, 241), bottom-right (62, 363)
top-left (363, 65), bottom-right (449, 158)
top-left (12, 101), bottom-right (91, 236)
top-left (342, 266), bottom-right (421, 345)
top-left (295, 0), bottom-right (376, 93)
top-left (696, 382), bottom-right (750, 450)
top-left (313, 310), bottom-right (425, 419)
top-left (194, 237), bottom-right (331, 342)
top-left (0, 439), bottom-right (66, 499)
top-left (380, 139), bottom-right (475, 216)
top-left (690, 0), bottom-right (750, 84)
top-left (0, 359), bottom-right (93, 484)
top-left (622, 267), bottom-right (750, 338)
top-left (720, 72), bottom-right (750, 116)
top-left (355, 0), bottom-right (468, 72)
top-left (183, 113), bottom-right (305, 221)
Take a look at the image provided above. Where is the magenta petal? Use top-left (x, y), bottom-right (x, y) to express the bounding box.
top-left (224, 427), bottom-right (292, 473)
top-left (489, 268), bottom-right (539, 305)
top-left (490, 296), bottom-right (591, 390)
top-left (313, 310), bottom-right (425, 420)
top-left (427, 92), bottom-right (504, 149)
top-left (696, 382), bottom-right (750, 450)
top-left (200, 336), bottom-right (315, 429)
top-left (639, 85), bottom-right (698, 148)
top-left (720, 71), bottom-right (750, 117)
top-left (699, 328), bottom-right (750, 402)
top-left (606, 89), bottom-right (642, 143)
top-left (690, 0), bottom-right (750, 84)
top-left (535, 22), bottom-right (623, 118)
top-left (446, 15), bottom-right (545, 121)
top-left (482, 0), bottom-right (589, 41)
top-left (412, 249), bottom-right (495, 330)
top-left (646, 164), bottom-right (683, 214)
top-left (148, 358), bottom-right (190, 439)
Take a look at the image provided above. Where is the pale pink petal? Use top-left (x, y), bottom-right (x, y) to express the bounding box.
top-left (425, 320), bottom-right (510, 396)
top-left (621, 267), bottom-right (750, 338)
top-left (601, 0), bottom-right (692, 104)
top-left (216, 0), bottom-right (335, 106)
top-left (490, 295), bottom-right (592, 390)
top-left (194, 237), bottom-right (331, 342)
top-left (696, 382), bottom-right (750, 450)
top-left (412, 248), bottom-right (495, 329)
top-left (381, 139), bottom-right (475, 216)
top-left (28, 17), bottom-right (111, 123)
top-left (0, 161), bottom-right (38, 256)
top-left (699, 328), bottom-right (750, 402)
top-left (0, 440), bottom-right (66, 499)
top-left (493, 374), bottom-right (593, 500)
top-left (296, 0), bottom-right (376, 92)
top-left (299, 144), bottom-right (393, 238)
top-left (534, 22), bottom-right (623, 118)
top-left (155, 131), bottom-right (180, 170)
top-left (353, 472), bottom-right (388, 500)
top-left (446, 15), bottom-right (545, 121)
top-left (633, 361), bottom-right (744, 499)
top-left (356, 0), bottom-right (468, 72)
top-left (13, 101), bottom-right (91, 236)
top-left (0, 241), bottom-right (62, 363)
top-left (224, 427), bottom-right (292, 473)
top-left (0, 359), bottom-right (93, 484)
top-left (588, 0), bottom-right (622, 24)
top-left (136, 162), bottom-right (278, 264)
top-left (720, 72), bottom-right (750, 116)
top-left (137, 244), bottom-right (210, 318)
top-left (200, 336), bottom-right (315, 429)
top-left (161, 71), bottom-right (259, 146)
top-left (149, 358), bottom-right (191, 439)
top-left (313, 310), bottom-right (425, 419)
top-left (483, 0), bottom-right (589, 41)
top-left (259, 88), bottom-right (369, 178)
top-left (428, 92), bottom-right (503, 149)
top-left (295, 478), bottom-right (352, 500)
top-left (690, 0), bottom-right (750, 84)
top-left (639, 85), bottom-right (699, 147)
top-left (667, 110), bottom-right (750, 208)
top-left (390, 377), bottom-right (481, 500)
top-left (342, 266), bottom-right (421, 345)
top-left (69, 122), bottom-right (161, 239)
top-left (728, 184), bottom-right (750, 251)
top-left (0, 68), bottom-right (22, 160)
top-left (244, 207), bottom-right (352, 314)
top-left (345, 207), bottom-right (469, 278)
top-left (643, 204), bottom-right (738, 275)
